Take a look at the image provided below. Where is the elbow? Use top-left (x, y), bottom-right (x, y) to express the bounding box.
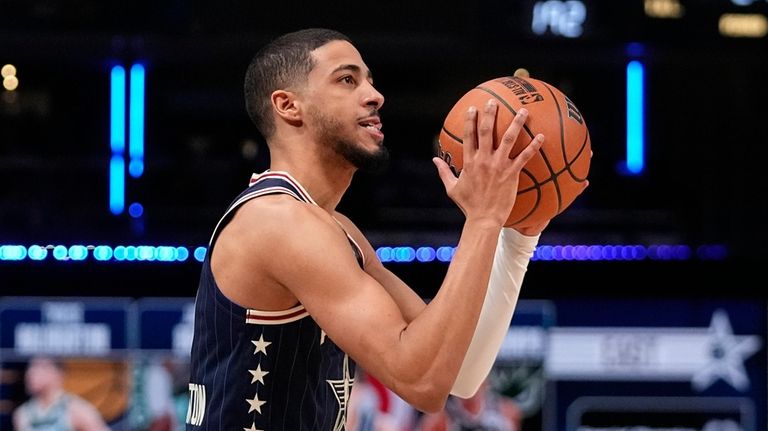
top-left (406, 383), bottom-right (448, 413)
top-left (398, 376), bottom-right (453, 413)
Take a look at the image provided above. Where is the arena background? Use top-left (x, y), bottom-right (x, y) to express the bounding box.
top-left (1, 1), bottom-right (767, 430)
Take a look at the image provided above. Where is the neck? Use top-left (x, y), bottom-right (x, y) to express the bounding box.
top-left (267, 135), bottom-right (356, 213)
top-left (37, 388), bottom-right (63, 408)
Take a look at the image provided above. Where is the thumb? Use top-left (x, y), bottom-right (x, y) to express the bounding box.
top-left (433, 157), bottom-right (458, 191)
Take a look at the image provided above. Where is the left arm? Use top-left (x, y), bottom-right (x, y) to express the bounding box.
top-left (335, 214), bottom-right (540, 397)
top-left (450, 227), bottom-right (539, 397)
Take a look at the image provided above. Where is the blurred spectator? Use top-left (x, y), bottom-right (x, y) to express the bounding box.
top-left (12, 356), bottom-right (111, 431)
top-left (347, 370), bottom-right (417, 431)
top-left (417, 379), bottom-right (521, 431)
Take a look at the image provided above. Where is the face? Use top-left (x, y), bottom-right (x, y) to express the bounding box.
top-left (25, 358), bottom-right (62, 395)
top-left (301, 40), bottom-right (389, 172)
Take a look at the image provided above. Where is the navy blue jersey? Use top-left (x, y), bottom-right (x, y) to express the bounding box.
top-left (187, 171), bottom-right (365, 431)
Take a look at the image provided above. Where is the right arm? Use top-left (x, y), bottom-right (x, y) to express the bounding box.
top-left (12, 405), bottom-right (27, 431)
top-left (250, 101), bottom-right (540, 413)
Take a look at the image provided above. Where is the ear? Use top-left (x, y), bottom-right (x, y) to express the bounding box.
top-left (271, 90), bottom-right (302, 126)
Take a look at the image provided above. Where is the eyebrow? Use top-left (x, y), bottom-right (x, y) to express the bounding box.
top-left (331, 64), bottom-right (373, 81)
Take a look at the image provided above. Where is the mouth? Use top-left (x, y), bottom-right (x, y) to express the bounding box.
top-left (358, 117), bottom-right (384, 140)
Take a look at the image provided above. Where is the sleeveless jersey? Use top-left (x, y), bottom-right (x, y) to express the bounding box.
top-left (186, 171), bottom-right (365, 431)
top-left (15, 393), bottom-right (74, 431)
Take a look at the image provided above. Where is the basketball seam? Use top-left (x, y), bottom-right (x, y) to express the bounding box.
top-left (441, 126), bottom-right (463, 144)
top-left (540, 82), bottom-right (566, 214)
top-left (475, 85), bottom-right (536, 140)
top-left (507, 168), bottom-right (542, 226)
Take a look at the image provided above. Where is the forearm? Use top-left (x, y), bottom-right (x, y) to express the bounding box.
top-left (396, 220), bottom-right (501, 397)
top-left (451, 227), bottom-right (539, 397)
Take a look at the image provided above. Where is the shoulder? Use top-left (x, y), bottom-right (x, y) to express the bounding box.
top-left (66, 393), bottom-right (98, 412)
top-left (239, 194), bottom-right (335, 231)
top-left (12, 400), bottom-right (31, 427)
top-left (332, 211), bottom-right (379, 267)
top-left (67, 394), bottom-right (108, 429)
top-left (232, 198), bottom-right (366, 273)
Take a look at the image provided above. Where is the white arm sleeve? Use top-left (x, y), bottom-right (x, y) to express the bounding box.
top-left (450, 227), bottom-right (539, 398)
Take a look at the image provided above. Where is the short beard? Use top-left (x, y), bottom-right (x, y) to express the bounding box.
top-left (333, 138), bottom-right (390, 174)
top-left (310, 106), bottom-right (390, 173)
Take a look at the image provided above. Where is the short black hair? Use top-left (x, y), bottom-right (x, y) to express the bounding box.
top-left (244, 28), bottom-right (351, 138)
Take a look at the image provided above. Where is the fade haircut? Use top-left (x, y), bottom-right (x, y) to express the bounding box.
top-left (244, 28), bottom-right (351, 138)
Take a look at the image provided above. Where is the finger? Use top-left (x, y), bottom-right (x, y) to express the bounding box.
top-left (496, 108), bottom-right (529, 160)
top-left (433, 157), bottom-right (458, 191)
top-left (477, 99), bottom-right (498, 153)
top-left (511, 134), bottom-right (544, 171)
top-left (462, 106), bottom-right (478, 162)
top-left (578, 179), bottom-right (589, 194)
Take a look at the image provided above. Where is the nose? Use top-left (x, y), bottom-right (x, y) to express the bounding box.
top-left (363, 82), bottom-right (385, 110)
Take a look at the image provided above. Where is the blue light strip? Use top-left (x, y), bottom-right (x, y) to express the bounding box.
top-left (626, 60), bottom-right (645, 175)
top-left (109, 156), bottom-right (125, 215)
top-left (110, 66), bottom-right (126, 154)
top-left (129, 64), bottom-right (145, 178)
top-left (110, 66), bottom-right (126, 215)
top-left (0, 244), bottom-right (728, 263)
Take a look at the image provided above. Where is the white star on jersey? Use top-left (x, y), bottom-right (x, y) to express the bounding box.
top-left (249, 364), bottom-right (269, 385)
top-left (246, 393), bottom-right (266, 414)
top-left (243, 423), bottom-right (263, 431)
top-left (327, 354), bottom-right (355, 431)
top-left (251, 334), bottom-right (271, 355)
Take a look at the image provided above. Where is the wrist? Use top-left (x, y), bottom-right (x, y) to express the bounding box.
top-left (500, 227), bottom-right (540, 255)
top-left (464, 216), bottom-right (504, 232)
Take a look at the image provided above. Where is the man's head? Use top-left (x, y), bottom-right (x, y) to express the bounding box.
top-left (25, 356), bottom-right (64, 396)
top-left (244, 28), bottom-right (388, 172)
top-left (245, 28), bottom-right (351, 139)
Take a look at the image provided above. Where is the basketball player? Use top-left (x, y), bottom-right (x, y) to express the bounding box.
top-left (187, 28), bottom-right (558, 431)
top-left (12, 357), bottom-right (110, 431)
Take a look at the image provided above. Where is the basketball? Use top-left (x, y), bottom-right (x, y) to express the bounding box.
top-left (438, 76), bottom-right (591, 228)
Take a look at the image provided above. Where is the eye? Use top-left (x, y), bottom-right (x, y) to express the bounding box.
top-left (340, 75), bottom-right (356, 85)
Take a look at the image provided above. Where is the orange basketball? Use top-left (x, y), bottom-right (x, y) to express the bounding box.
top-left (438, 76), bottom-right (591, 228)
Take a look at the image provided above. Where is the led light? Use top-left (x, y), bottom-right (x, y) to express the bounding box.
top-left (94, 246), bottom-right (113, 261)
top-left (193, 247), bottom-right (207, 262)
top-left (129, 64), bottom-right (145, 178)
top-left (138, 246), bottom-right (155, 261)
top-left (0, 245), bottom-right (26, 261)
top-left (128, 203), bottom-right (144, 218)
top-left (110, 66), bottom-right (126, 154)
top-left (719, 13), bottom-right (768, 38)
top-left (110, 156), bottom-right (125, 215)
top-left (176, 247), bottom-right (189, 262)
top-left (28, 245), bottom-right (48, 261)
top-left (1, 64), bottom-right (16, 78)
top-left (53, 245), bottom-right (68, 261)
top-left (626, 60), bottom-right (645, 175)
top-left (114, 246), bottom-right (127, 261)
top-left (376, 247), bottom-right (393, 263)
top-left (156, 246), bottom-right (177, 262)
top-left (0, 243), bottom-right (725, 264)
top-left (68, 245), bottom-right (88, 261)
top-left (436, 246), bottom-right (455, 263)
top-left (3, 75), bottom-right (18, 91)
top-left (416, 247), bottom-right (436, 263)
